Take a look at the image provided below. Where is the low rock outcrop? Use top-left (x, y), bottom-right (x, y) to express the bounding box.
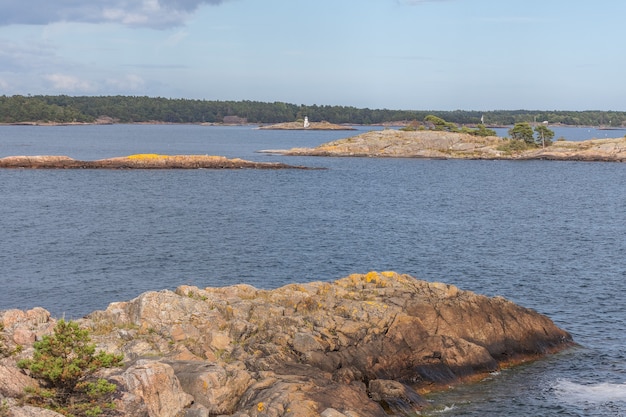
top-left (0, 154), bottom-right (310, 169)
top-left (258, 121), bottom-right (355, 130)
top-left (268, 129), bottom-right (626, 161)
top-left (0, 272), bottom-right (573, 416)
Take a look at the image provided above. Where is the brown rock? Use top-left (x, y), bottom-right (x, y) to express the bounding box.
top-left (113, 360), bottom-right (193, 417)
top-left (7, 405), bottom-right (65, 417)
top-left (167, 360), bottom-right (253, 414)
top-left (11, 328), bottom-right (36, 345)
top-left (2, 272), bottom-right (573, 416)
top-left (0, 359), bottom-right (38, 397)
top-left (0, 154), bottom-right (311, 169)
top-left (293, 332), bottom-right (324, 353)
top-left (368, 379), bottom-right (427, 414)
top-left (1, 308), bottom-right (50, 329)
top-left (275, 130), bottom-right (626, 162)
top-left (320, 409), bottom-right (349, 417)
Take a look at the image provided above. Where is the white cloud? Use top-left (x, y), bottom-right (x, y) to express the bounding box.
top-left (143, 0), bottom-right (162, 13)
top-left (44, 73), bottom-right (95, 92)
top-left (0, 0), bottom-right (229, 29)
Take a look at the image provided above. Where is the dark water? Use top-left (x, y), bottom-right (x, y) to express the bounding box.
top-left (1, 125), bottom-right (625, 416)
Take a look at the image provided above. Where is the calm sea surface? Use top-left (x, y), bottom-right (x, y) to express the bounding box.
top-left (1, 124), bottom-right (625, 416)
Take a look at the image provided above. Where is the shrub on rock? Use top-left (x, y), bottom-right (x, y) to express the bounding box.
top-left (17, 319), bottom-right (123, 416)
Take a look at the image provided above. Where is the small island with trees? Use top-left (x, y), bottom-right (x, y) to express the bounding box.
top-left (267, 115), bottom-right (626, 162)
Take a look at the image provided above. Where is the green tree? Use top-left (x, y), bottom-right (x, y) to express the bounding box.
top-left (424, 115), bottom-right (459, 132)
top-left (5, 95), bottom-right (626, 126)
top-left (467, 124), bottom-right (497, 137)
top-left (534, 124), bottom-right (555, 147)
top-left (508, 122), bottom-right (535, 144)
top-left (18, 319), bottom-right (123, 416)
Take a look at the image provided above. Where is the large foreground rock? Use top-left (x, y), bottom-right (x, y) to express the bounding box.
top-left (1, 272), bottom-right (573, 416)
top-left (270, 129), bottom-right (626, 161)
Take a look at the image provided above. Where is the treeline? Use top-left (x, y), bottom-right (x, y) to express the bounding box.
top-left (1, 95), bottom-right (625, 126)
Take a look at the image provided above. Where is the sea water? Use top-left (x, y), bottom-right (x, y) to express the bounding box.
top-left (1, 124), bottom-right (625, 416)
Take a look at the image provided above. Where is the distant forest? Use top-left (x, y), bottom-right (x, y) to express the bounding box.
top-left (1, 95), bottom-right (625, 127)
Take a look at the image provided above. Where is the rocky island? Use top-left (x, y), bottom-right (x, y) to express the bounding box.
top-left (1, 272), bottom-right (573, 417)
top-left (268, 129), bottom-right (626, 162)
top-left (258, 121), bottom-right (355, 130)
top-left (0, 154), bottom-right (310, 169)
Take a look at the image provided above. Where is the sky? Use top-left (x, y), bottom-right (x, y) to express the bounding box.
top-left (0, 0), bottom-right (625, 111)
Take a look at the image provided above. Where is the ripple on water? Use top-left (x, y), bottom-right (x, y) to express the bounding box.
top-left (2, 126), bottom-right (626, 415)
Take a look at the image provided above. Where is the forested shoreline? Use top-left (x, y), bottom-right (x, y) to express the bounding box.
top-left (1, 95), bottom-right (625, 127)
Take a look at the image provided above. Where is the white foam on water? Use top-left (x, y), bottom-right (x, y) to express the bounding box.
top-left (437, 405), bottom-right (456, 413)
top-left (553, 378), bottom-right (626, 404)
top-left (422, 404), bottom-right (456, 415)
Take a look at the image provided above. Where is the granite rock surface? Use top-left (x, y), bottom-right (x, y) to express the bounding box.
top-left (0, 272), bottom-right (573, 416)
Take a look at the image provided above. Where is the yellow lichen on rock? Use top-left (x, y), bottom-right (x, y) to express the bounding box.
top-left (340, 271), bottom-right (392, 289)
top-left (364, 271), bottom-right (389, 288)
top-left (126, 153), bottom-right (168, 160)
top-left (364, 271), bottom-right (380, 283)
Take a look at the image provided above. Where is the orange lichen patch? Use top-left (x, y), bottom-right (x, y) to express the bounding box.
top-left (364, 271), bottom-right (380, 283)
top-left (341, 271), bottom-right (390, 289)
top-left (122, 154), bottom-right (230, 166)
top-left (126, 153), bottom-right (168, 160)
top-left (125, 154), bottom-right (225, 161)
top-left (345, 273), bottom-right (364, 287)
top-left (363, 271), bottom-right (389, 287)
top-left (0, 154), bottom-right (309, 169)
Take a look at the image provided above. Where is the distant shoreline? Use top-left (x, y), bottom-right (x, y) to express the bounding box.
top-left (2, 121), bottom-right (625, 131)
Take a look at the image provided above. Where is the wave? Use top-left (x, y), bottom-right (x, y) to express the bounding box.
top-left (553, 378), bottom-right (626, 404)
top-left (425, 404), bottom-right (457, 415)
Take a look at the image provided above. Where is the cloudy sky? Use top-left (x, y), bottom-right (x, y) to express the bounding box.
top-left (0, 0), bottom-right (624, 110)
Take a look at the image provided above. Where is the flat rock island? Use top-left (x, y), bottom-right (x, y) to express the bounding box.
top-left (0, 154), bottom-right (310, 169)
top-left (1, 272), bottom-right (573, 417)
top-left (258, 121), bottom-right (355, 130)
top-left (269, 129), bottom-right (626, 162)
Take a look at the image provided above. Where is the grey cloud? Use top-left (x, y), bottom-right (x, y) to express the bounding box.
top-left (0, 39), bottom-right (58, 72)
top-left (0, 0), bottom-right (227, 28)
top-left (160, 0), bottom-right (226, 12)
